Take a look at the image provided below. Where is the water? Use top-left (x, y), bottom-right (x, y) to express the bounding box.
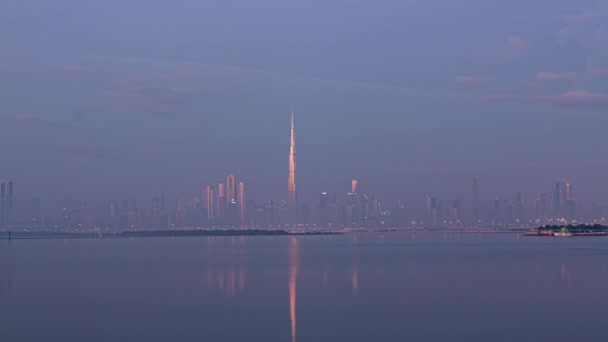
top-left (1, 233), bottom-right (608, 342)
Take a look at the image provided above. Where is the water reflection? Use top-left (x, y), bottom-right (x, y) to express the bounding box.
top-left (352, 263), bottom-right (359, 295)
top-left (288, 237), bottom-right (299, 342)
top-left (205, 268), bottom-right (245, 298)
top-left (0, 279), bottom-right (12, 297)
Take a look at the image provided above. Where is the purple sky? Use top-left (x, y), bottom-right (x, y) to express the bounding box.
top-left (1, 0), bottom-right (608, 217)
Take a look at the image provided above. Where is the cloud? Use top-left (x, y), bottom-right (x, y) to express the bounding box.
top-left (557, 4), bottom-right (608, 68)
top-left (453, 76), bottom-right (490, 85)
top-left (535, 71), bottom-right (578, 82)
top-left (479, 90), bottom-right (608, 108)
top-left (553, 90), bottom-right (608, 107)
top-left (563, 14), bottom-right (590, 25)
top-left (586, 68), bottom-right (608, 79)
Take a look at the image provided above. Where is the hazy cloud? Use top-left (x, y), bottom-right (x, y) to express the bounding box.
top-left (480, 90), bottom-right (608, 108)
top-left (553, 90), bottom-right (608, 107)
top-left (557, 3), bottom-right (608, 68)
top-left (535, 71), bottom-right (578, 82)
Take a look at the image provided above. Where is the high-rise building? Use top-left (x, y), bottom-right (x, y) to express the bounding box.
top-left (109, 201), bottom-right (120, 229)
top-left (203, 185), bottom-right (214, 224)
top-left (237, 182), bottom-right (246, 225)
top-left (346, 179), bottom-right (358, 227)
top-left (1, 181), bottom-right (14, 227)
top-left (493, 197), bottom-right (501, 224)
top-left (226, 174), bottom-right (236, 204)
top-left (217, 183), bottom-right (225, 223)
top-left (287, 107), bottom-right (297, 223)
top-left (346, 193), bottom-right (356, 227)
top-left (553, 180), bottom-right (566, 218)
top-left (539, 192), bottom-right (552, 223)
top-left (565, 179), bottom-right (572, 200)
top-left (514, 192), bottom-right (525, 224)
top-left (564, 199), bottom-right (576, 222)
top-left (450, 199), bottom-right (461, 225)
top-left (362, 193), bottom-right (370, 222)
top-left (372, 196), bottom-right (379, 219)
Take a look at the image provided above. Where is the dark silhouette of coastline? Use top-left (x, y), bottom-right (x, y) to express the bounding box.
top-left (524, 224), bottom-right (608, 236)
top-left (0, 229), bottom-right (341, 240)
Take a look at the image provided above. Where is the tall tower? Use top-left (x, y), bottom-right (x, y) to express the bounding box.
top-left (217, 183), bottom-right (225, 223)
top-left (203, 185), bottom-right (214, 224)
top-left (287, 107), bottom-right (297, 223)
top-left (226, 174), bottom-right (236, 204)
top-left (1, 181), bottom-right (13, 227)
top-left (237, 182), bottom-right (246, 225)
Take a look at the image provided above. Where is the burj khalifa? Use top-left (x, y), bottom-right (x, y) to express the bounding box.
top-left (288, 107), bottom-right (297, 222)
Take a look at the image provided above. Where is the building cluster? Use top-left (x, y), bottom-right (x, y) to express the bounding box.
top-left (2, 110), bottom-right (607, 232)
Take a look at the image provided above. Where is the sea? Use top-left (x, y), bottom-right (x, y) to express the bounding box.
top-left (1, 232), bottom-right (607, 342)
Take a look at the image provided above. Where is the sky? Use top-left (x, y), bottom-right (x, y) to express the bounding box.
top-left (1, 0), bottom-right (608, 218)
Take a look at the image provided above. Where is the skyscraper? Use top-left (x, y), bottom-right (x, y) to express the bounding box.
top-left (287, 108), bottom-right (297, 223)
top-left (553, 180), bottom-right (566, 218)
top-left (217, 183), bottom-right (225, 223)
top-left (226, 174), bottom-right (237, 225)
top-left (1, 181), bottom-right (14, 227)
top-left (346, 179), bottom-right (358, 227)
top-left (226, 174), bottom-right (236, 204)
top-left (203, 185), bottom-right (214, 224)
top-left (237, 182), bottom-right (246, 225)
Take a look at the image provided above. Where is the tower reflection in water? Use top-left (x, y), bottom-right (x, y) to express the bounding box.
top-left (288, 236), bottom-right (299, 342)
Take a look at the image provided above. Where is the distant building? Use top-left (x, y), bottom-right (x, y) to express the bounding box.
top-left (203, 185), bottom-right (214, 224)
top-left (237, 182), bottom-right (246, 225)
top-left (564, 199), bottom-right (577, 222)
top-left (1, 181), bottom-right (14, 227)
top-left (217, 183), bottom-right (225, 223)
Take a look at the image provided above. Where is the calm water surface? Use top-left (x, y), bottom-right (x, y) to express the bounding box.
top-left (1, 233), bottom-right (608, 341)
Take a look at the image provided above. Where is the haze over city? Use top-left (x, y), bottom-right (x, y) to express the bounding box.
top-left (1, 0), bottom-right (608, 224)
top-left (4, 2), bottom-right (608, 342)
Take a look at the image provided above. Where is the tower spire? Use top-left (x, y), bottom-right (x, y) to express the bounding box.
top-left (288, 106), bottom-right (297, 224)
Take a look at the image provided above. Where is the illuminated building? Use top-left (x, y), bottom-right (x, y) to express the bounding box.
top-left (217, 183), bottom-right (225, 223)
top-left (287, 107), bottom-right (297, 224)
top-left (226, 174), bottom-right (236, 204)
top-left (203, 185), bottom-right (214, 223)
top-left (237, 182), bottom-right (246, 225)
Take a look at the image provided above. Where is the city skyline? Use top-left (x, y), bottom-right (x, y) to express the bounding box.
top-left (0, 110), bottom-right (602, 230)
top-left (2, 0), bottom-right (608, 225)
